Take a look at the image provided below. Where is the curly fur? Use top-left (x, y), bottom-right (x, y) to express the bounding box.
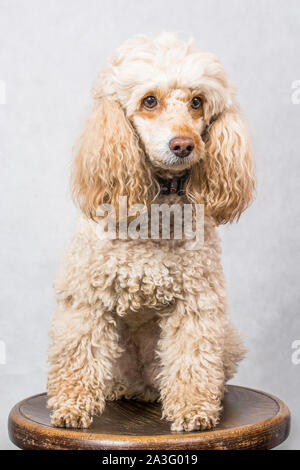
top-left (47, 33), bottom-right (255, 432)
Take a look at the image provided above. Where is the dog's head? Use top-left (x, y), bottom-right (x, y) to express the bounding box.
top-left (72, 33), bottom-right (255, 224)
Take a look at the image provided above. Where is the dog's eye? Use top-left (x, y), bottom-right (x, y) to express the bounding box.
top-left (143, 96), bottom-right (158, 109)
top-left (191, 97), bottom-right (202, 109)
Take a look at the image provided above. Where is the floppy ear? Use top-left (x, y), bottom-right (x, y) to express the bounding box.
top-left (188, 107), bottom-right (255, 224)
top-left (71, 99), bottom-right (153, 218)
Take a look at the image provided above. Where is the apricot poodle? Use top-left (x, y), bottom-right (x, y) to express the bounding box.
top-left (47, 33), bottom-right (255, 432)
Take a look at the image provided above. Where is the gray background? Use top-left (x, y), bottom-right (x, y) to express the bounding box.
top-left (0, 0), bottom-right (299, 450)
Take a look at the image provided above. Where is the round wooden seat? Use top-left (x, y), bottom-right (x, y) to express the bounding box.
top-left (8, 385), bottom-right (290, 450)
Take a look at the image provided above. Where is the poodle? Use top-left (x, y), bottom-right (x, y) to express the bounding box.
top-left (47, 33), bottom-right (255, 432)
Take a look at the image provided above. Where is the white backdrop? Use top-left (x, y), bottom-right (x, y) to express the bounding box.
top-left (0, 0), bottom-right (299, 449)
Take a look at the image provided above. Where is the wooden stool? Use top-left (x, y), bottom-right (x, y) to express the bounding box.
top-left (8, 385), bottom-right (290, 450)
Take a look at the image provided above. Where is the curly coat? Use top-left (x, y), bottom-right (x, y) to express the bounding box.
top-left (47, 33), bottom-right (255, 432)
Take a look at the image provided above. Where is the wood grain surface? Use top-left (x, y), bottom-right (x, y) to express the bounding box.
top-left (8, 385), bottom-right (290, 450)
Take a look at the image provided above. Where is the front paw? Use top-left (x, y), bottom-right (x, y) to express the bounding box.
top-left (50, 407), bottom-right (92, 429)
top-left (170, 408), bottom-right (221, 432)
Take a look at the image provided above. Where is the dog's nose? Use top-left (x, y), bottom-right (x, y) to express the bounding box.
top-left (169, 137), bottom-right (195, 158)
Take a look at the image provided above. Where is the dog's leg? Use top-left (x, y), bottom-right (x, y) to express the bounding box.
top-left (158, 298), bottom-right (226, 432)
top-left (47, 303), bottom-right (122, 428)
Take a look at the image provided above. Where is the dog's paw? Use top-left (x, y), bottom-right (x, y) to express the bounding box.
top-left (50, 407), bottom-right (92, 429)
top-left (170, 410), bottom-right (220, 432)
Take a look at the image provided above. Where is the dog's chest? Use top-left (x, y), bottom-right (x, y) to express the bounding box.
top-left (112, 243), bottom-right (184, 316)
top-left (84, 214), bottom-right (221, 316)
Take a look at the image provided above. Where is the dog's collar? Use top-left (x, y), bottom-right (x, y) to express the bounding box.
top-left (157, 171), bottom-right (189, 195)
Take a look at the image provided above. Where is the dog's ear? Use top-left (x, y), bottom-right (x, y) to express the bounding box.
top-left (189, 107), bottom-right (255, 224)
top-left (72, 99), bottom-right (153, 219)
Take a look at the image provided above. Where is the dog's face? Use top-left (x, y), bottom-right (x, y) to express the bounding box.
top-left (132, 88), bottom-right (206, 171)
top-left (72, 33), bottom-right (255, 223)
top-left (102, 35), bottom-right (232, 173)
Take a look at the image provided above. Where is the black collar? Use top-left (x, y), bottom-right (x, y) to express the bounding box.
top-left (157, 171), bottom-right (189, 195)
